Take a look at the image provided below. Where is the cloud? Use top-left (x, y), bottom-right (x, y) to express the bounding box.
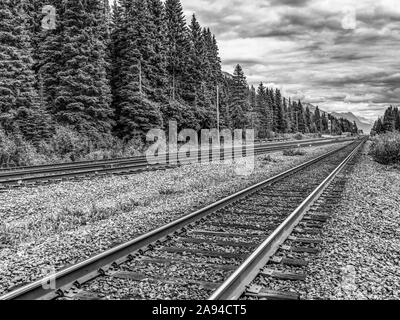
top-left (181, 0), bottom-right (400, 121)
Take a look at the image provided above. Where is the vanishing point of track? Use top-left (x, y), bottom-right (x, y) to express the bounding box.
top-left (0, 138), bottom-right (366, 300)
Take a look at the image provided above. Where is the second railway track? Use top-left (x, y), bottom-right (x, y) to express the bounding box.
top-left (0, 137), bottom-right (354, 189)
top-left (0, 138), bottom-right (366, 300)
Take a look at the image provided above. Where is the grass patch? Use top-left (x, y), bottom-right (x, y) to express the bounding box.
top-left (294, 133), bottom-right (304, 140)
top-left (370, 132), bottom-right (400, 165)
top-left (260, 154), bottom-right (278, 164)
top-left (283, 148), bottom-right (306, 157)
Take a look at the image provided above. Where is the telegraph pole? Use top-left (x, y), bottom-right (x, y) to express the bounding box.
top-left (216, 85), bottom-right (220, 142)
top-left (138, 60), bottom-right (142, 96)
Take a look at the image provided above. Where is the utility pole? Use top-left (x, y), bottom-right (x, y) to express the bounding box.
top-left (216, 85), bottom-right (220, 142)
top-left (138, 60), bottom-right (142, 96)
top-left (39, 69), bottom-right (44, 107)
top-left (172, 71), bottom-right (176, 101)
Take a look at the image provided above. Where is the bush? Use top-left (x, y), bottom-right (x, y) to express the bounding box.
top-left (265, 130), bottom-right (275, 140)
top-left (0, 129), bottom-right (45, 167)
top-left (0, 126), bottom-right (144, 167)
top-left (369, 132), bottom-right (400, 165)
top-left (283, 148), bottom-right (306, 157)
top-left (294, 133), bottom-right (304, 140)
top-left (260, 154), bottom-right (277, 164)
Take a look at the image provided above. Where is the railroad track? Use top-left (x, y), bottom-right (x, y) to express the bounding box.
top-left (0, 138), bottom-right (365, 300)
top-left (0, 137), bottom-right (353, 189)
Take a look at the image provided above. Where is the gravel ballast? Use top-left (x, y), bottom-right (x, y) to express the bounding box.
top-left (297, 142), bottom-right (400, 300)
top-left (0, 142), bottom-right (351, 295)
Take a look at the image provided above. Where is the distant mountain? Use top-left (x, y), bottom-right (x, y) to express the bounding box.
top-left (303, 103), bottom-right (372, 133)
top-left (330, 112), bottom-right (373, 133)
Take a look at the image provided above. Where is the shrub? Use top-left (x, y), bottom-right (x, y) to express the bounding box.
top-left (265, 130), bottom-right (275, 140)
top-left (0, 129), bottom-right (45, 167)
top-left (283, 148), bottom-right (306, 157)
top-left (369, 132), bottom-right (400, 165)
top-left (260, 154), bottom-right (277, 164)
top-left (0, 125), bottom-right (145, 167)
top-left (294, 133), bottom-right (304, 140)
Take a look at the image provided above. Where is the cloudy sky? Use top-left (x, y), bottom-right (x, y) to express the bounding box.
top-left (181, 0), bottom-right (400, 122)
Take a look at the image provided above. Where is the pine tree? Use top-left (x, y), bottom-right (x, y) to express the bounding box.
top-left (274, 89), bottom-right (284, 132)
top-left (54, 0), bottom-right (114, 137)
top-left (33, 0), bottom-right (65, 116)
top-left (164, 0), bottom-right (190, 102)
top-left (314, 106), bottom-right (321, 132)
top-left (321, 112), bottom-right (329, 132)
top-left (188, 14), bottom-right (209, 127)
top-left (394, 107), bottom-right (400, 131)
top-left (147, 0), bottom-right (169, 106)
top-left (283, 98), bottom-right (291, 133)
top-left (219, 74), bottom-right (233, 129)
top-left (297, 101), bottom-right (306, 133)
top-left (229, 65), bottom-right (249, 130)
top-left (304, 107), bottom-right (312, 133)
top-left (113, 0), bottom-right (163, 138)
top-left (376, 118), bottom-right (384, 134)
top-left (255, 83), bottom-right (267, 138)
top-left (383, 106), bottom-right (395, 132)
top-left (0, 0), bottom-right (51, 142)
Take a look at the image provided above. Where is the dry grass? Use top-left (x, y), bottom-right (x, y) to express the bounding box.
top-left (370, 132), bottom-right (400, 165)
top-left (283, 148), bottom-right (306, 157)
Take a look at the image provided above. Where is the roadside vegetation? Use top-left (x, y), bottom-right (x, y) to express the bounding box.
top-left (369, 132), bottom-right (400, 165)
top-left (283, 148), bottom-right (306, 157)
top-left (370, 106), bottom-right (400, 166)
top-left (0, 127), bottom-right (144, 167)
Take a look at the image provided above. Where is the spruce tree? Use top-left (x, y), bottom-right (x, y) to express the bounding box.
top-left (376, 118), bottom-right (384, 134)
top-left (188, 14), bottom-right (209, 127)
top-left (0, 0), bottom-right (51, 142)
top-left (34, 0), bottom-right (65, 116)
top-left (147, 0), bottom-right (169, 106)
top-left (394, 107), bottom-right (400, 131)
top-left (113, 0), bottom-right (163, 138)
top-left (297, 101), bottom-right (306, 133)
top-left (54, 0), bottom-right (114, 137)
top-left (283, 98), bottom-right (291, 133)
top-left (383, 106), bottom-right (395, 132)
top-left (255, 83), bottom-right (267, 138)
top-left (314, 106), bottom-right (321, 132)
top-left (321, 112), bottom-right (329, 132)
top-left (229, 65), bottom-right (249, 130)
top-left (274, 89), bottom-right (284, 133)
top-left (164, 0), bottom-right (190, 102)
top-left (304, 107), bottom-right (312, 133)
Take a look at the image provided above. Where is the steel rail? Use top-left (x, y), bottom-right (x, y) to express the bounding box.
top-left (0, 137), bottom-right (349, 173)
top-left (208, 138), bottom-right (366, 300)
top-left (0, 142), bottom-right (358, 300)
top-left (0, 138), bottom-right (354, 185)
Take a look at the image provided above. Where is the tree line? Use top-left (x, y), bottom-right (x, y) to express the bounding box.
top-left (371, 106), bottom-right (400, 135)
top-left (0, 0), bottom-right (358, 151)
